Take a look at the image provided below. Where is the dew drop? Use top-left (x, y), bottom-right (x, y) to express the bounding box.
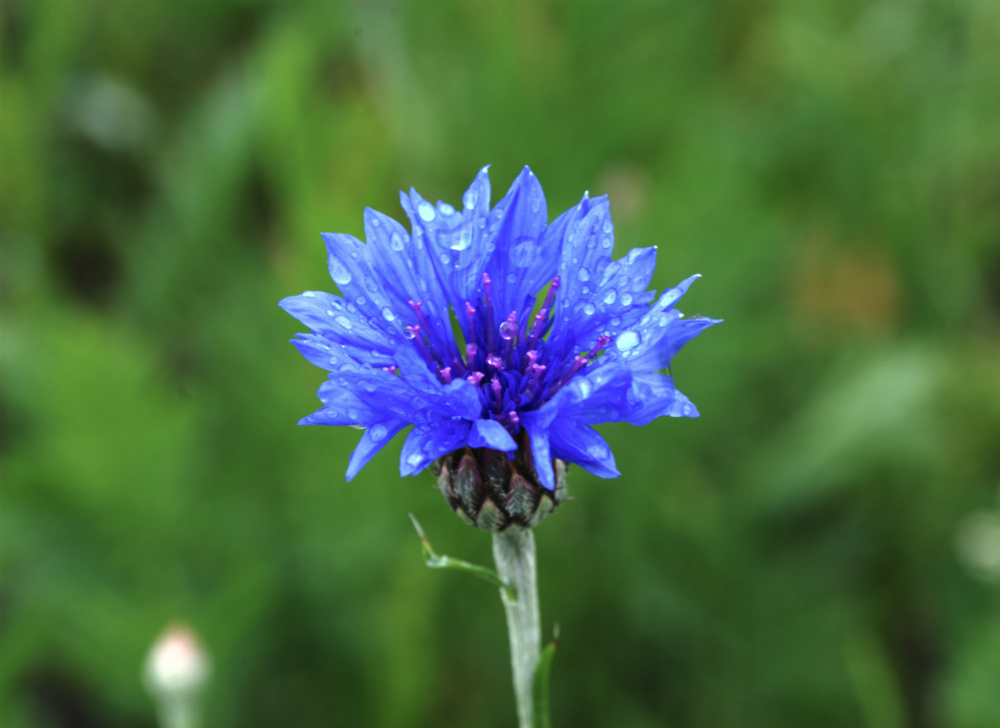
top-left (661, 288), bottom-right (682, 308)
top-left (406, 453), bottom-right (422, 467)
top-left (615, 331), bottom-right (640, 351)
top-left (601, 236), bottom-right (612, 249)
top-left (587, 443), bottom-right (608, 460)
top-left (365, 277), bottom-right (378, 292)
top-left (326, 309), bottom-right (335, 316)
top-left (507, 273), bottom-right (517, 283)
top-left (390, 233), bottom-right (405, 251)
top-left (369, 423), bottom-right (387, 441)
top-left (403, 328), bottom-right (416, 340)
top-left (372, 217), bottom-right (381, 227)
top-left (381, 306), bottom-right (396, 322)
top-left (602, 219), bottom-right (612, 234)
top-left (449, 227), bottom-right (473, 251)
top-left (355, 296), bottom-right (366, 306)
top-left (603, 290), bottom-right (617, 305)
top-left (583, 303), bottom-right (596, 316)
top-left (335, 315), bottom-right (353, 329)
top-left (499, 320), bottom-right (517, 340)
top-left (577, 267), bottom-right (591, 282)
top-left (620, 293), bottom-right (633, 306)
top-left (418, 201), bottom-right (436, 221)
top-left (511, 237), bottom-right (536, 267)
top-left (575, 378), bottom-right (593, 398)
top-left (329, 258), bottom-right (352, 286)
top-left (439, 202), bottom-right (455, 216)
top-left (303, 291), bottom-right (316, 297)
top-left (439, 252), bottom-right (450, 265)
top-left (463, 189), bottom-right (478, 209)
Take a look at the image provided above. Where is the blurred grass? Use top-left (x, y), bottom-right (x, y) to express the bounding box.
top-left (3, 1), bottom-right (1000, 726)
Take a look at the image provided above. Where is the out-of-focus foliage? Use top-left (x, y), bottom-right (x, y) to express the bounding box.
top-left (3, 1), bottom-right (1000, 726)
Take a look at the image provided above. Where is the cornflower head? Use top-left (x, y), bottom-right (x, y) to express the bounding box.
top-left (281, 167), bottom-right (720, 530)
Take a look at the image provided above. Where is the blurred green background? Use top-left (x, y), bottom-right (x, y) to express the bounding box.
top-left (4, 1), bottom-right (1000, 726)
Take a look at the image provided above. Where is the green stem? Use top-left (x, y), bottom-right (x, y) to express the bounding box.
top-left (492, 528), bottom-right (541, 728)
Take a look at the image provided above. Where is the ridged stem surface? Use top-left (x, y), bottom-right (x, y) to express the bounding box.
top-left (492, 528), bottom-right (540, 728)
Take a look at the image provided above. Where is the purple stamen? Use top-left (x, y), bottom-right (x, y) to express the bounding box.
top-left (527, 308), bottom-right (548, 346)
top-left (466, 342), bottom-right (478, 360)
top-left (563, 354), bottom-right (588, 382)
top-left (491, 377), bottom-right (503, 410)
top-left (508, 410), bottom-right (520, 426)
top-left (487, 354), bottom-right (504, 371)
top-left (381, 365), bottom-right (398, 374)
top-left (405, 324), bottom-right (434, 363)
top-left (439, 366), bottom-right (452, 384)
top-left (466, 371), bottom-right (485, 386)
top-left (584, 335), bottom-right (612, 359)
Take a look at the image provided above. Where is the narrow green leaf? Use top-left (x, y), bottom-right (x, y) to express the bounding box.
top-left (408, 514), bottom-right (516, 600)
top-left (532, 625), bottom-right (559, 728)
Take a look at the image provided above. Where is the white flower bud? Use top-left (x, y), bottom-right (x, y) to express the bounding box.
top-left (144, 623), bottom-right (209, 728)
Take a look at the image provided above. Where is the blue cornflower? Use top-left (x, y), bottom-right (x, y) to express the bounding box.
top-left (281, 166), bottom-right (719, 503)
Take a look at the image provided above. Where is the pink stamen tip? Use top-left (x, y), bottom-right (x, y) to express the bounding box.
top-left (487, 354), bottom-right (504, 370)
top-left (509, 411), bottom-right (520, 425)
top-left (526, 350), bottom-right (538, 364)
top-left (407, 300), bottom-right (423, 311)
top-left (466, 343), bottom-right (478, 358)
top-left (381, 365), bottom-right (398, 373)
top-left (596, 335), bottom-right (612, 349)
top-left (550, 275), bottom-right (561, 290)
top-left (466, 371), bottom-right (485, 386)
top-left (465, 302), bottom-right (477, 316)
top-left (440, 366), bottom-right (452, 383)
top-left (491, 378), bottom-right (502, 393)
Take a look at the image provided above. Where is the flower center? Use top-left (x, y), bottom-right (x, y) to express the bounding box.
top-left (398, 273), bottom-right (612, 428)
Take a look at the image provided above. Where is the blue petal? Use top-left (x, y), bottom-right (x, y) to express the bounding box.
top-left (605, 275), bottom-right (721, 372)
top-left (346, 420), bottom-right (408, 481)
top-left (548, 419), bottom-right (620, 479)
top-left (624, 373), bottom-right (699, 425)
top-left (360, 208), bottom-right (454, 350)
top-left (400, 420), bottom-right (473, 476)
top-left (483, 166), bottom-right (550, 324)
top-left (550, 194), bottom-right (614, 343)
top-left (557, 245), bottom-right (660, 351)
top-left (468, 418), bottom-right (517, 452)
top-left (280, 292), bottom-right (398, 366)
top-left (519, 413), bottom-right (555, 490)
top-left (398, 167), bottom-right (495, 312)
top-left (320, 233), bottom-right (412, 345)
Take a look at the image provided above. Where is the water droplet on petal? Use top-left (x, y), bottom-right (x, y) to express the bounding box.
top-left (439, 202), bottom-right (455, 216)
top-left (403, 328), bottom-right (416, 340)
top-left (372, 217), bottom-right (381, 227)
top-left (620, 293), bottom-right (633, 306)
top-left (602, 219), bottom-right (613, 234)
top-left (406, 453), bottom-right (422, 467)
top-left (418, 202), bottom-right (436, 221)
top-left (381, 307), bottom-right (396, 322)
top-left (390, 233), bottom-right (405, 251)
top-left (355, 296), bottom-right (366, 306)
top-left (335, 315), bottom-right (353, 329)
top-left (439, 252), bottom-right (450, 265)
top-left (370, 423), bottom-right (387, 441)
top-left (583, 303), bottom-right (596, 316)
top-left (329, 258), bottom-right (352, 286)
top-left (587, 443), bottom-right (608, 459)
top-left (616, 331), bottom-right (640, 351)
top-left (499, 320), bottom-right (516, 340)
top-left (449, 227), bottom-right (473, 251)
top-left (601, 236), bottom-right (612, 249)
top-left (511, 237), bottom-right (536, 267)
top-left (303, 291), bottom-right (316, 297)
top-left (463, 189), bottom-right (478, 209)
top-left (577, 268), bottom-right (591, 282)
top-left (603, 290), bottom-right (617, 305)
top-left (575, 378), bottom-right (593, 398)
top-left (507, 273), bottom-right (516, 283)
